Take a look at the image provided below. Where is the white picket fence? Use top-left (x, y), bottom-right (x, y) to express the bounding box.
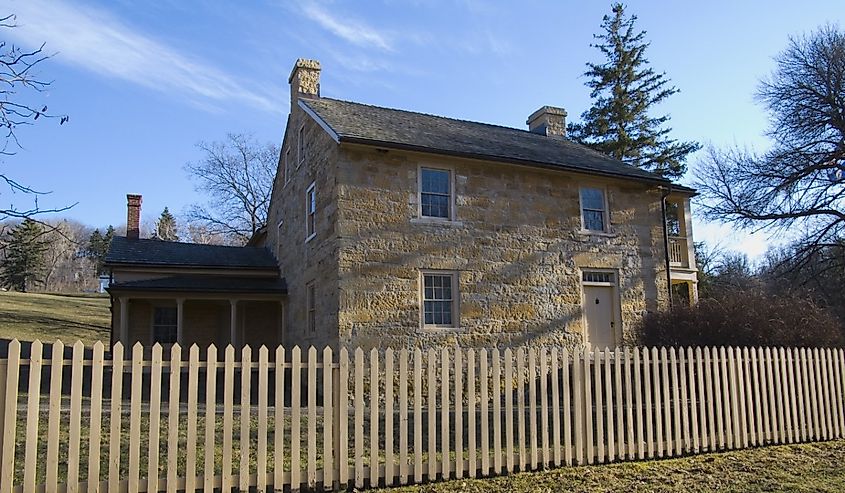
top-left (0, 340), bottom-right (844, 492)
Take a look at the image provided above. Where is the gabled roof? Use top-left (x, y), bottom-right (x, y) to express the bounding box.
top-left (107, 275), bottom-right (287, 294)
top-left (301, 97), bottom-right (693, 190)
top-left (105, 236), bottom-right (279, 271)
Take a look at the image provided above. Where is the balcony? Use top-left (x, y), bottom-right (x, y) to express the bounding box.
top-left (669, 236), bottom-right (689, 268)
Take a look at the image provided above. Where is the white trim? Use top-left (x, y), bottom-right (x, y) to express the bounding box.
top-left (305, 181), bottom-right (316, 242)
top-left (417, 164), bottom-right (456, 221)
top-left (579, 185), bottom-right (611, 233)
top-left (419, 270), bottom-right (461, 330)
top-left (297, 100), bottom-right (341, 143)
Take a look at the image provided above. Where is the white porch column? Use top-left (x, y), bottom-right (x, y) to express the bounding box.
top-left (176, 298), bottom-right (185, 345)
top-left (119, 296), bottom-right (129, 346)
top-left (229, 300), bottom-right (238, 348)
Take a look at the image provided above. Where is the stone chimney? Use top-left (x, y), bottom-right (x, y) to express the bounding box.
top-left (126, 194), bottom-right (142, 240)
top-left (527, 106), bottom-right (567, 138)
top-left (289, 58), bottom-right (321, 106)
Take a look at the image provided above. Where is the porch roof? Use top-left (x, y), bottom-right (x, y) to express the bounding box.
top-left (107, 275), bottom-right (287, 295)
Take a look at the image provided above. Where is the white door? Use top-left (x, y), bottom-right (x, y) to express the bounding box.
top-left (583, 284), bottom-right (616, 348)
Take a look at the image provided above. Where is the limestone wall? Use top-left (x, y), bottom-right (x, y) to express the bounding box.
top-left (334, 145), bottom-right (669, 350)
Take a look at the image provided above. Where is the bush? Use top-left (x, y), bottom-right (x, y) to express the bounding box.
top-left (634, 289), bottom-right (845, 348)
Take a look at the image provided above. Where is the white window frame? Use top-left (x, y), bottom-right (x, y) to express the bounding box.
top-left (419, 270), bottom-right (460, 330)
top-left (417, 165), bottom-right (455, 221)
top-left (284, 148), bottom-right (292, 185)
top-left (305, 181), bottom-right (316, 242)
top-left (306, 281), bottom-right (316, 333)
top-left (579, 185), bottom-right (610, 233)
top-left (297, 125), bottom-right (306, 168)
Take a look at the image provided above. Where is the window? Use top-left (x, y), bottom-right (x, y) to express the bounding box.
top-left (276, 219), bottom-right (284, 256)
top-left (422, 272), bottom-right (458, 327)
top-left (306, 282), bottom-right (316, 333)
top-left (580, 187), bottom-right (607, 232)
top-left (284, 149), bottom-right (292, 185)
top-left (420, 167), bottom-right (451, 219)
top-left (582, 271), bottom-right (615, 284)
top-left (666, 201), bottom-right (681, 236)
top-left (152, 306), bottom-right (177, 344)
top-left (297, 125), bottom-right (306, 167)
top-left (305, 182), bottom-right (316, 240)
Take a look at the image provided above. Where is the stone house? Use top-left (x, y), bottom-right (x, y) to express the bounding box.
top-left (105, 58), bottom-right (698, 351)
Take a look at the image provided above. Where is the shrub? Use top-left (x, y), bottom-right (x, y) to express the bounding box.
top-left (633, 288), bottom-right (845, 348)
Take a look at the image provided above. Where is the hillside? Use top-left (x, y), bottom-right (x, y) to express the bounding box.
top-left (0, 291), bottom-right (111, 346)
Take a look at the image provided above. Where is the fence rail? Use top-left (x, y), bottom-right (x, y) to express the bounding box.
top-left (0, 340), bottom-right (843, 492)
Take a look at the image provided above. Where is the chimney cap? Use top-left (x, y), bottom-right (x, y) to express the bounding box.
top-left (526, 106), bottom-right (567, 125)
top-left (288, 58), bottom-right (321, 83)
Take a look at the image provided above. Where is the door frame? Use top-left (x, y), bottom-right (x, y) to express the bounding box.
top-left (579, 268), bottom-right (623, 347)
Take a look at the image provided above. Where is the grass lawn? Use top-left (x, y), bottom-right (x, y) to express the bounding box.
top-left (0, 291), bottom-right (110, 346)
top-left (377, 440), bottom-right (845, 492)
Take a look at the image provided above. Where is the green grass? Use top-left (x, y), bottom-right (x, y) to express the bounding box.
top-left (0, 291), bottom-right (110, 346)
top-left (377, 440), bottom-right (845, 492)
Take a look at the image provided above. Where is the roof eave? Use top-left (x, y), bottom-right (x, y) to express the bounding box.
top-left (338, 136), bottom-right (674, 188)
top-left (103, 261), bottom-right (280, 272)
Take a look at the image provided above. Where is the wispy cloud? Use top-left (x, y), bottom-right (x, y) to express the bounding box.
top-left (299, 2), bottom-right (394, 51)
top-left (6, 0), bottom-right (282, 113)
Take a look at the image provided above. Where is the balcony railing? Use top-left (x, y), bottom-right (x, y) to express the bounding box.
top-left (669, 236), bottom-right (689, 268)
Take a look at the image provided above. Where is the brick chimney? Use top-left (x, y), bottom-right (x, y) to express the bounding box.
top-left (289, 58), bottom-right (321, 106)
top-left (527, 106), bottom-right (567, 138)
top-left (126, 194), bottom-right (142, 240)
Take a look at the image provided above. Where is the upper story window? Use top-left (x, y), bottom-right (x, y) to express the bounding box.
top-left (580, 187), bottom-right (608, 232)
top-left (666, 201), bottom-right (681, 236)
top-left (276, 219), bottom-right (284, 256)
top-left (305, 182), bottom-right (316, 241)
top-left (284, 149), bottom-right (292, 185)
top-left (420, 167), bottom-right (452, 219)
top-left (152, 306), bottom-right (177, 344)
top-left (422, 272), bottom-right (458, 328)
top-left (297, 125), bottom-right (306, 168)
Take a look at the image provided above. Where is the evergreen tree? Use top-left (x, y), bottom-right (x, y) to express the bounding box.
top-left (86, 225), bottom-right (115, 274)
top-left (1, 219), bottom-right (49, 292)
top-left (153, 207), bottom-right (179, 241)
top-left (567, 3), bottom-right (700, 179)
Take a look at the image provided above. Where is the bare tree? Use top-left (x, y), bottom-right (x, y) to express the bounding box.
top-left (184, 133), bottom-right (277, 245)
top-left (696, 25), bottom-right (845, 265)
top-left (1, 14), bottom-right (70, 220)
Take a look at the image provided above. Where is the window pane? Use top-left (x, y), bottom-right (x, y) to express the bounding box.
top-left (583, 210), bottom-right (605, 231)
top-left (580, 187), bottom-right (605, 211)
top-left (421, 168), bottom-right (449, 194)
top-left (421, 193), bottom-right (449, 218)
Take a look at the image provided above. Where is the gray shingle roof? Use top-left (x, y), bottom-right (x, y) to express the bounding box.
top-left (105, 236), bottom-right (279, 270)
top-left (302, 97), bottom-right (688, 187)
top-left (108, 275), bottom-right (287, 294)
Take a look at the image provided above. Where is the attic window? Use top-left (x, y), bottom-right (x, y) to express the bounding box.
top-left (284, 149), bottom-right (292, 185)
top-left (298, 125), bottom-right (306, 167)
top-left (305, 182), bottom-right (316, 241)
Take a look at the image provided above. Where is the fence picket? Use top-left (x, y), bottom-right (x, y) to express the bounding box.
top-left (624, 347), bottom-right (635, 460)
top-left (274, 346), bottom-right (286, 489)
top-left (704, 347), bottom-right (717, 451)
top-left (257, 346), bottom-right (269, 493)
top-left (0, 339), bottom-right (20, 493)
top-left (441, 347), bottom-right (451, 481)
top-left (426, 348), bottom-right (437, 481)
top-left (604, 347), bottom-right (615, 462)
top-left (166, 344), bottom-right (182, 493)
top-left (527, 348), bottom-right (538, 469)
top-left (480, 349), bottom-right (491, 476)
top-left (818, 349), bottom-right (831, 440)
top-left (642, 348), bottom-right (653, 458)
top-left (467, 349), bottom-right (477, 478)
top-left (750, 348), bottom-right (762, 446)
top-left (539, 348), bottom-right (549, 467)
top-left (773, 348), bottom-right (786, 443)
top-left (413, 349), bottom-right (423, 483)
top-left (593, 349), bottom-right (604, 464)
top-left (355, 347), bottom-right (365, 489)
top-left (670, 347), bottom-right (683, 455)
top-left (838, 350), bottom-right (845, 436)
top-left (399, 349), bottom-right (409, 485)
top-left (222, 346), bottom-right (235, 492)
top-left (22, 341), bottom-right (42, 493)
top-left (572, 349), bottom-right (584, 465)
top-left (652, 347), bottom-right (663, 458)
top-left (729, 347), bottom-right (743, 449)
top-left (186, 345), bottom-right (199, 493)
top-left (612, 348), bottom-right (622, 460)
top-left (454, 348), bottom-right (463, 479)
top-left (725, 347), bottom-right (737, 449)
top-left (385, 348), bottom-right (395, 485)
top-left (66, 341), bottom-right (85, 492)
top-left (338, 348), bottom-right (350, 488)
top-left (583, 349), bottom-right (594, 465)
top-left (762, 348), bottom-right (774, 444)
top-left (550, 348), bottom-right (561, 467)
top-left (694, 347), bottom-right (705, 453)
top-left (323, 346), bottom-right (334, 490)
top-left (633, 348), bottom-right (644, 459)
top-left (504, 348), bottom-right (515, 473)
top-left (204, 345), bottom-right (219, 493)
top-left (684, 347), bottom-right (697, 453)
top-left (146, 344), bottom-right (163, 491)
top-left (129, 343), bottom-right (144, 493)
top-left (515, 348), bottom-right (526, 471)
top-left (108, 343), bottom-right (124, 493)
top-left (561, 349), bottom-right (572, 466)
top-left (308, 347), bottom-right (318, 489)
top-left (292, 347), bottom-right (303, 490)
top-left (829, 349), bottom-right (843, 438)
top-left (371, 349), bottom-right (380, 488)
top-left (660, 347), bottom-right (672, 457)
top-left (785, 348), bottom-right (798, 442)
top-left (241, 346), bottom-right (253, 492)
top-left (713, 347), bottom-right (725, 449)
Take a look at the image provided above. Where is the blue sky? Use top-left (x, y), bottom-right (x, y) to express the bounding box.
top-left (2, 0), bottom-right (842, 258)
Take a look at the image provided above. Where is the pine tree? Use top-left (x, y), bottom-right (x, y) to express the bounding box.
top-left (86, 225), bottom-right (115, 274)
top-left (567, 3), bottom-right (700, 179)
top-left (153, 207), bottom-right (179, 241)
top-left (1, 219), bottom-right (49, 292)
